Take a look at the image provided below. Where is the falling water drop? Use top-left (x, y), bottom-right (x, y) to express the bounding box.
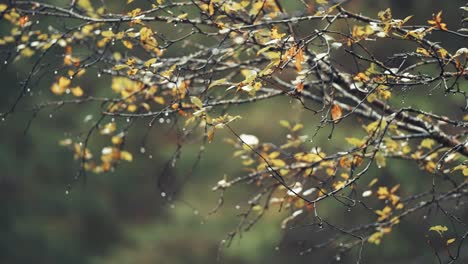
top-left (140, 147), bottom-right (146, 154)
top-left (158, 117), bottom-right (164, 123)
top-left (97, 73), bottom-right (101, 78)
top-left (126, 118), bottom-right (130, 123)
top-left (65, 190), bottom-right (69, 195)
top-left (54, 70), bottom-right (58, 74)
top-left (149, 154), bottom-right (153, 159)
top-left (161, 192), bottom-right (166, 197)
top-left (193, 210), bottom-right (199, 215)
top-left (166, 118), bottom-right (171, 124)
top-left (49, 114), bottom-right (53, 118)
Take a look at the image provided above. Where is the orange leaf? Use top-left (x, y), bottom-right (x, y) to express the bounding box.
top-left (295, 48), bottom-right (304, 72)
top-left (331, 104), bottom-right (342, 121)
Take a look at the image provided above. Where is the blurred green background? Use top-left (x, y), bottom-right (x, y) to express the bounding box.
top-left (0, 0), bottom-right (466, 263)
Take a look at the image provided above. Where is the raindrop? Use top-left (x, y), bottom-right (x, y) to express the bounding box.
top-left (97, 73), bottom-right (101, 78)
top-left (335, 255), bottom-right (341, 261)
top-left (299, 252), bottom-right (304, 256)
top-left (65, 190), bottom-right (69, 195)
top-left (1, 117), bottom-right (5, 122)
top-left (26, 88), bottom-right (31, 93)
top-left (235, 205), bottom-right (240, 210)
top-left (158, 117), bottom-right (164, 123)
top-left (54, 70), bottom-right (58, 74)
top-left (166, 118), bottom-right (171, 124)
top-left (274, 246), bottom-right (279, 251)
top-left (164, 112), bottom-right (169, 117)
top-left (423, 215), bottom-right (427, 219)
top-left (111, 118), bottom-right (115, 122)
top-left (49, 114), bottom-right (53, 118)
top-left (149, 155), bottom-right (153, 159)
top-left (126, 118), bottom-right (130, 123)
top-left (170, 204), bottom-right (175, 209)
top-left (140, 147), bottom-right (146, 154)
top-left (193, 210), bottom-right (199, 215)
top-left (347, 208), bottom-right (351, 212)
top-left (69, 76), bottom-right (73, 80)
top-left (161, 192), bottom-right (166, 197)
top-left (4, 60), bottom-right (7, 65)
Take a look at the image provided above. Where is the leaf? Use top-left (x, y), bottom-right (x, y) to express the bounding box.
top-left (144, 58), bottom-right (157, 68)
top-left (295, 48), bottom-right (304, 72)
top-left (429, 225), bottom-right (448, 236)
top-left (101, 31), bottom-right (115, 38)
top-left (100, 122), bottom-right (116, 135)
top-left (279, 120), bottom-right (290, 128)
top-left (208, 78), bottom-right (227, 89)
top-left (207, 128), bottom-right (215, 143)
top-left (463, 167), bottom-right (468, 176)
top-left (420, 138), bottom-right (435, 149)
top-left (112, 64), bottom-right (129, 70)
top-left (190, 96), bottom-right (203, 109)
top-left (447, 238), bottom-right (456, 245)
top-left (177, 13), bottom-right (188, 19)
top-left (120, 151), bottom-right (133, 161)
top-left (292, 124), bottom-right (304, 132)
top-left (71, 86), bottom-right (84, 97)
top-left (375, 153), bottom-right (386, 168)
top-left (331, 104), bottom-right (342, 121)
top-left (345, 137), bottom-right (365, 147)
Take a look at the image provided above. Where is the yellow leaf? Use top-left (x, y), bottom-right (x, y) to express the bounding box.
top-left (100, 122), bottom-right (116, 135)
top-left (120, 151), bottom-right (133, 161)
top-left (111, 135), bottom-right (123, 145)
top-left (279, 120), bottom-right (290, 128)
top-left (345, 137), bottom-right (365, 147)
top-left (429, 225), bottom-right (448, 236)
top-left (292, 124), bottom-right (303, 132)
top-left (122, 40), bottom-right (133, 49)
top-left (208, 78), bottom-right (227, 89)
top-left (0, 4), bottom-right (8, 12)
top-left (208, 1), bottom-right (215, 15)
top-left (112, 64), bottom-right (129, 71)
top-left (420, 138), bottom-right (435, 149)
top-left (207, 128), bottom-right (215, 143)
top-left (153, 96), bottom-right (165, 105)
top-left (447, 238), bottom-right (456, 245)
top-left (177, 13), bottom-right (188, 19)
top-left (71, 86), bottom-right (84, 97)
top-left (101, 31), bottom-right (115, 38)
top-left (463, 167), bottom-right (468, 176)
top-left (375, 153), bottom-right (386, 168)
top-left (144, 58), bottom-right (157, 68)
top-left (190, 96), bottom-right (203, 109)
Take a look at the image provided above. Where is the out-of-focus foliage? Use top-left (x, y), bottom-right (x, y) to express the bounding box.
top-left (0, 0), bottom-right (467, 263)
